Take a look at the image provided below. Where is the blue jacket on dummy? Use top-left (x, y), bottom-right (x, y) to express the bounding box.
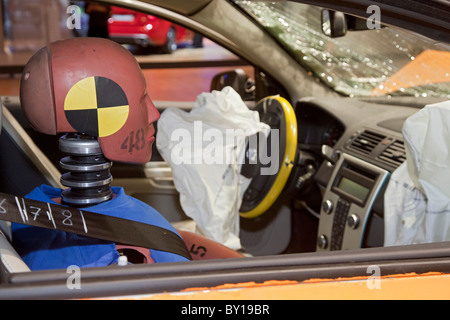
top-left (12, 185), bottom-right (189, 270)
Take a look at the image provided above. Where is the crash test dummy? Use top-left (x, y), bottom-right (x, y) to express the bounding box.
top-left (12, 38), bottom-right (191, 270)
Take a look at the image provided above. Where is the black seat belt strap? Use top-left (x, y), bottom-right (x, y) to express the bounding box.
top-left (0, 192), bottom-right (192, 260)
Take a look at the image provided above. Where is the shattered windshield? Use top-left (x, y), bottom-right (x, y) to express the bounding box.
top-left (234, 1), bottom-right (450, 98)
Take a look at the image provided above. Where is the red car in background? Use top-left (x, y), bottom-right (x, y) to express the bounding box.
top-left (107, 6), bottom-right (193, 53)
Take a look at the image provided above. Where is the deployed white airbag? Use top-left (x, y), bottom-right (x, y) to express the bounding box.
top-left (384, 100), bottom-right (450, 246)
top-left (156, 87), bottom-right (270, 250)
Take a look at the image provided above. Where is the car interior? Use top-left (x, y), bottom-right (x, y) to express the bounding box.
top-left (0, 0), bottom-right (449, 299)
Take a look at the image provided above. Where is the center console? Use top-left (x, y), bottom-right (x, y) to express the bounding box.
top-left (316, 153), bottom-right (389, 251)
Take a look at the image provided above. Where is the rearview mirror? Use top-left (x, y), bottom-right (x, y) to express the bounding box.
top-left (321, 9), bottom-right (385, 38)
top-left (321, 10), bottom-right (347, 38)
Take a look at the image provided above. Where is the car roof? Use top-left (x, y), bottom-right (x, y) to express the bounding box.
top-left (119, 0), bottom-right (213, 16)
top-left (127, 0), bottom-right (449, 43)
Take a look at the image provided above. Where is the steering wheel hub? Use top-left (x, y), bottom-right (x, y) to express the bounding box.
top-left (239, 96), bottom-right (297, 218)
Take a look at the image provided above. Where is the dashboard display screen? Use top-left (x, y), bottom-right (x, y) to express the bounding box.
top-left (337, 177), bottom-right (370, 201)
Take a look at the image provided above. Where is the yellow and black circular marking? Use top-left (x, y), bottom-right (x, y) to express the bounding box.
top-left (64, 76), bottom-right (129, 137)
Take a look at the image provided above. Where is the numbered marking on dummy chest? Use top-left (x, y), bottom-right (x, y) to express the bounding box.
top-left (61, 210), bottom-right (73, 226)
top-left (0, 198), bottom-right (6, 214)
top-left (29, 206), bottom-right (41, 221)
top-left (0, 196), bottom-right (89, 235)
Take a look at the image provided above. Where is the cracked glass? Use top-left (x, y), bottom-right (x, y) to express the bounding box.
top-left (235, 1), bottom-right (450, 98)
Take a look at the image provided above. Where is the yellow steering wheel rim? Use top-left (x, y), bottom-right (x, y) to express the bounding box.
top-left (239, 96), bottom-right (297, 218)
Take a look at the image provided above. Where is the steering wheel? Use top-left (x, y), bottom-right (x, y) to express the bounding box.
top-left (239, 96), bottom-right (297, 218)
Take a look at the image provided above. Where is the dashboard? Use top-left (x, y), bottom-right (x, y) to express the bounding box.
top-left (295, 96), bottom-right (443, 251)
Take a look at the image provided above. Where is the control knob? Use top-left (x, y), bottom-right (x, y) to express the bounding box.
top-left (317, 234), bottom-right (328, 249)
top-left (347, 214), bottom-right (360, 229)
top-left (322, 200), bottom-right (333, 214)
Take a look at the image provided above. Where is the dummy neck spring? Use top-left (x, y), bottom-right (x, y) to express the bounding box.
top-left (59, 133), bottom-right (113, 207)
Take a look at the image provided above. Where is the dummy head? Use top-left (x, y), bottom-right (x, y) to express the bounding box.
top-left (20, 37), bottom-right (160, 164)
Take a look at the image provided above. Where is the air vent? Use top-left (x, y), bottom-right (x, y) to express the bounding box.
top-left (378, 140), bottom-right (406, 168)
top-left (347, 130), bottom-right (386, 155)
